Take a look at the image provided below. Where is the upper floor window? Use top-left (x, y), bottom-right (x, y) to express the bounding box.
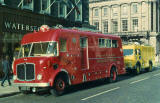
top-left (112, 20), bottom-right (118, 32)
top-left (103, 7), bottom-right (108, 16)
top-left (121, 5), bottom-right (128, 15)
top-left (122, 19), bottom-right (128, 32)
top-left (41, 0), bottom-right (51, 14)
top-left (22, 0), bottom-right (34, 10)
top-left (94, 8), bottom-right (99, 17)
top-left (132, 18), bottom-right (138, 31)
top-left (103, 21), bottom-right (108, 33)
top-left (59, 2), bottom-right (67, 17)
top-left (132, 3), bottom-right (138, 14)
top-left (112, 6), bottom-right (118, 16)
top-left (75, 1), bottom-right (82, 21)
top-left (93, 21), bottom-right (99, 30)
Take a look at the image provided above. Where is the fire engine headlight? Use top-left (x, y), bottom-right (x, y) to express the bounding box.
top-left (13, 75), bottom-right (17, 80)
top-left (37, 74), bottom-right (42, 80)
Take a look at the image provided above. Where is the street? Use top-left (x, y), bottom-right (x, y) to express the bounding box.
top-left (0, 67), bottom-right (160, 103)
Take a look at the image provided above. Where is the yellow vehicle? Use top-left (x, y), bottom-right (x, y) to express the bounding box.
top-left (123, 44), bottom-right (155, 74)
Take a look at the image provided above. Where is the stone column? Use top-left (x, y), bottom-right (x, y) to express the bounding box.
top-left (99, 7), bottom-right (102, 31)
top-left (128, 3), bottom-right (131, 32)
top-left (138, 2), bottom-right (142, 32)
top-left (108, 6), bottom-right (112, 33)
top-left (153, 1), bottom-right (157, 32)
top-left (118, 4), bottom-right (121, 32)
top-left (89, 8), bottom-right (93, 25)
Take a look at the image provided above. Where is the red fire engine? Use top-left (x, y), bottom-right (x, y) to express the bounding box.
top-left (13, 25), bottom-right (125, 96)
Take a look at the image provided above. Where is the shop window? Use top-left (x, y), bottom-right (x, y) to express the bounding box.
top-left (60, 38), bottom-right (67, 52)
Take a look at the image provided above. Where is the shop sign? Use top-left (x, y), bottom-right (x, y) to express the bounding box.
top-left (3, 21), bottom-right (40, 32)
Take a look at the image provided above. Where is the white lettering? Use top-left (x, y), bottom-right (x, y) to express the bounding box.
top-left (4, 21), bottom-right (40, 32)
top-left (26, 25), bottom-right (30, 31)
top-left (4, 22), bottom-right (11, 29)
top-left (21, 24), bottom-right (25, 31)
top-left (12, 23), bottom-right (17, 29)
top-left (17, 23), bottom-right (21, 30)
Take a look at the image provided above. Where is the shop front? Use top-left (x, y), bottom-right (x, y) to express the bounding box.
top-left (0, 5), bottom-right (82, 77)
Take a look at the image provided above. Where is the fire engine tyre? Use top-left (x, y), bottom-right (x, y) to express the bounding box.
top-left (50, 77), bottom-right (67, 96)
top-left (135, 64), bottom-right (141, 75)
top-left (108, 67), bottom-right (117, 83)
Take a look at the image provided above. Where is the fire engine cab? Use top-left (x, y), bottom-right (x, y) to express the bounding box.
top-left (13, 25), bottom-right (125, 95)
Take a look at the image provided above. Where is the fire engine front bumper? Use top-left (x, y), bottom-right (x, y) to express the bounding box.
top-left (14, 83), bottom-right (50, 87)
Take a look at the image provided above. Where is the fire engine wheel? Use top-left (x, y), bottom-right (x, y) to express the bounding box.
top-left (108, 67), bottom-right (117, 83)
top-left (135, 64), bottom-right (141, 75)
top-left (50, 77), bottom-right (67, 96)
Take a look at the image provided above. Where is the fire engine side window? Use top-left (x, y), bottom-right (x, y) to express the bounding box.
top-left (60, 38), bottom-right (67, 52)
top-left (80, 37), bottom-right (87, 48)
top-left (106, 39), bottom-right (111, 48)
top-left (112, 40), bottom-right (118, 48)
top-left (99, 38), bottom-right (105, 48)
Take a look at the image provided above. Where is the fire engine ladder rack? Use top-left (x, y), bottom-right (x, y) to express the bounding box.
top-left (53, 24), bottom-right (102, 33)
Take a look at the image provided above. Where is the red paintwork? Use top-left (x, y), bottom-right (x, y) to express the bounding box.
top-left (13, 28), bottom-right (125, 87)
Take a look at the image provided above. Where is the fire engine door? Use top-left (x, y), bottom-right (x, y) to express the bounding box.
top-left (80, 37), bottom-right (89, 69)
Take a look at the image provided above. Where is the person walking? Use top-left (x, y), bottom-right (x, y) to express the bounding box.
top-left (1, 55), bottom-right (11, 86)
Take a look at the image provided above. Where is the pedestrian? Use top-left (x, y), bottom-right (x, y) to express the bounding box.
top-left (1, 55), bottom-right (11, 87)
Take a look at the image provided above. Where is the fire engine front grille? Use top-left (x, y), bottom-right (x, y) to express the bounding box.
top-left (17, 63), bottom-right (35, 81)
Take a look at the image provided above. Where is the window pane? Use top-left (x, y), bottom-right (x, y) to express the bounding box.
top-left (112, 40), bottom-right (118, 48)
top-left (122, 20), bottom-right (128, 31)
top-left (112, 20), bottom-right (118, 32)
top-left (103, 21), bottom-right (108, 33)
top-left (106, 39), bottom-right (111, 48)
top-left (99, 38), bottom-right (105, 47)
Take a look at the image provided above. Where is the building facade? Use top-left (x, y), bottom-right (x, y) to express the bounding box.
top-left (89, 0), bottom-right (160, 62)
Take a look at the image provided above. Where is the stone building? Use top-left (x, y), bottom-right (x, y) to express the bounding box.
top-left (89, 0), bottom-right (160, 62)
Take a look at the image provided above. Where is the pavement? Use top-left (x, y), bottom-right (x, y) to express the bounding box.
top-left (0, 79), bottom-right (20, 98)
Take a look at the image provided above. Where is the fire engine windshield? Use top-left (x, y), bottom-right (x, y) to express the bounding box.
top-left (123, 49), bottom-right (133, 56)
top-left (18, 42), bottom-right (58, 58)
